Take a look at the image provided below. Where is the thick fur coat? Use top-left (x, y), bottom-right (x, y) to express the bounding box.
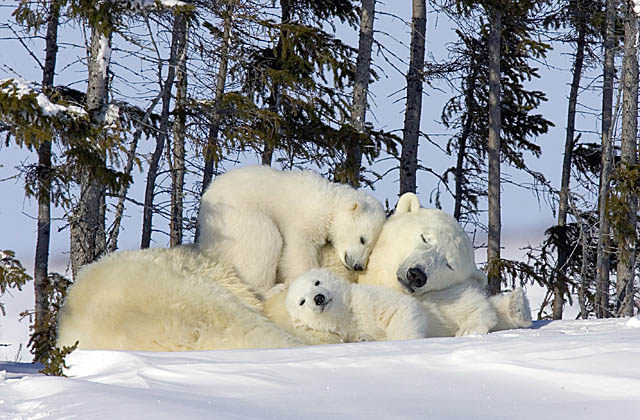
top-left (57, 246), bottom-right (303, 351)
top-left (285, 269), bottom-right (430, 342)
top-left (197, 165), bottom-right (386, 296)
top-left (356, 193), bottom-right (532, 336)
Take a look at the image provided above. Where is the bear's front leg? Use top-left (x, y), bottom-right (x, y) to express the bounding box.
top-left (452, 288), bottom-right (499, 337)
top-left (455, 322), bottom-right (493, 337)
top-left (279, 236), bottom-right (321, 284)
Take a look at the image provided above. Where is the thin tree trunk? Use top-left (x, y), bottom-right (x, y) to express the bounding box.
top-left (107, 93), bottom-right (163, 252)
top-left (553, 8), bottom-right (587, 319)
top-left (453, 64), bottom-right (479, 221)
top-left (261, 0), bottom-right (291, 167)
top-left (577, 209), bottom-right (589, 319)
top-left (33, 0), bottom-right (59, 357)
top-left (616, 2), bottom-right (638, 317)
top-left (486, 6), bottom-right (502, 296)
top-left (399, 0), bottom-right (426, 195)
top-left (595, 0), bottom-right (616, 318)
top-left (201, 1), bottom-right (233, 194)
top-left (196, 2), bottom-right (234, 243)
top-left (340, 0), bottom-right (376, 187)
top-left (70, 28), bottom-right (111, 279)
top-left (170, 18), bottom-right (189, 247)
top-left (141, 13), bottom-right (186, 248)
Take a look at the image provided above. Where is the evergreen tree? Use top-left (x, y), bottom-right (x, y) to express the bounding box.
top-left (595, 0), bottom-right (617, 318)
top-left (543, 0), bottom-right (602, 319)
top-left (440, 0), bottom-right (553, 294)
top-left (221, 1), bottom-right (396, 178)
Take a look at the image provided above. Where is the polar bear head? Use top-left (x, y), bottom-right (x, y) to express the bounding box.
top-left (358, 193), bottom-right (487, 296)
top-left (286, 269), bottom-right (351, 334)
top-left (329, 189), bottom-right (386, 273)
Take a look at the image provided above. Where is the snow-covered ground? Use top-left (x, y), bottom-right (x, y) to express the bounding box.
top-left (2, 311), bottom-right (640, 419)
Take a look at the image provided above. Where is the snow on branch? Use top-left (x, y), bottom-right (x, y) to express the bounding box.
top-left (0, 78), bottom-right (87, 119)
top-left (119, 0), bottom-right (189, 10)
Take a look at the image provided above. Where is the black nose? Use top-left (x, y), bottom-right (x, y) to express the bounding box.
top-left (314, 293), bottom-right (325, 305)
top-left (407, 267), bottom-right (427, 288)
top-left (353, 263), bottom-right (363, 271)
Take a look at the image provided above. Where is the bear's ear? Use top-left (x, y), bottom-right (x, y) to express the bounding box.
top-left (395, 193), bottom-right (421, 215)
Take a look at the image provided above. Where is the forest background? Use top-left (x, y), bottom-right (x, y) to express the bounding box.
top-left (1, 0), bottom-right (638, 367)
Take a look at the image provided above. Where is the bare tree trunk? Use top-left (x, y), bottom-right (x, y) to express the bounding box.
top-left (170, 18), bottom-right (189, 247)
top-left (202, 1), bottom-right (233, 194)
top-left (399, 0), bottom-right (426, 195)
top-left (196, 3), bottom-right (234, 243)
top-left (70, 27), bottom-right (111, 279)
top-left (595, 0), bottom-right (616, 318)
top-left (141, 13), bottom-right (187, 248)
top-left (553, 7), bottom-right (587, 319)
top-left (577, 210), bottom-right (589, 319)
top-left (339, 0), bottom-right (376, 187)
top-left (107, 93), bottom-right (163, 252)
top-left (486, 6), bottom-right (502, 296)
top-left (261, 0), bottom-right (291, 167)
top-left (616, 2), bottom-right (638, 317)
top-left (453, 64), bottom-right (479, 221)
top-left (34, 0), bottom-right (59, 351)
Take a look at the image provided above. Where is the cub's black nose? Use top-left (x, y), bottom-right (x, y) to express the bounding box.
top-left (314, 293), bottom-right (326, 305)
top-left (407, 267), bottom-right (427, 288)
top-left (353, 263), bottom-right (363, 271)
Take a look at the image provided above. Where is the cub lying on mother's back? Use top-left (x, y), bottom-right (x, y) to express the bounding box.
top-left (197, 165), bottom-right (386, 296)
top-left (285, 269), bottom-right (430, 342)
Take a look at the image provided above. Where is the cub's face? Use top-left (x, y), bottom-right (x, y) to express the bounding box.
top-left (285, 269), bottom-right (349, 332)
top-left (330, 200), bottom-right (385, 273)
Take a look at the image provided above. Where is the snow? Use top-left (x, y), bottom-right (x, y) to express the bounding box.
top-left (96, 36), bottom-right (111, 82)
top-left (1, 300), bottom-right (639, 420)
top-left (127, 0), bottom-right (189, 10)
top-left (0, 78), bottom-right (87, 118)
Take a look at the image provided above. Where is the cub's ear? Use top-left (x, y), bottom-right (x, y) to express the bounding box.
top-left (395, 193), bottom-right (421, 215)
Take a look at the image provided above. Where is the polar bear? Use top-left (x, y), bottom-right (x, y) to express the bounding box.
top-left (285, 268), bottom-right (430, 342)
top-left (57, 245), bottom-right (304, 351)
top-left (197, 165), bottom-right (386, 296)
top-left (357, 192), bottom-right (532, 337)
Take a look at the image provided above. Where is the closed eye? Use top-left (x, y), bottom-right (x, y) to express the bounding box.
top-left (299, 299), bottom-right (305, 306)
top-left (421, 234), bottom-right (427, 243)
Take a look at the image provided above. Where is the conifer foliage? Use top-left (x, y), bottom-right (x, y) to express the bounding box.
top-left (1, 0), bottom-right (639, 367)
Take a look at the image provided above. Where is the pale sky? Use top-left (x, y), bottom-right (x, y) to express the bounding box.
top-left (0, 2), bottom-right (594, 275)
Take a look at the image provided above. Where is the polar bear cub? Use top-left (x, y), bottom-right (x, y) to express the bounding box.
top-left (198, 165), bottom-right (386, 296)
top-left (285, 269), bottom-right (430, 342)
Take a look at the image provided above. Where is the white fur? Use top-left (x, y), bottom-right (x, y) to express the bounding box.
top-left (57, 246), bottom-right (304, 351)
top-left (357, 193), bottom-right (532, 337)
top-left (197, 165), bottom-right (386, 296)
top-left (285, 269), bottom-right (430, 342)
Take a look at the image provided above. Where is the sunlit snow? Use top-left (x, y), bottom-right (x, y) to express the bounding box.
top-left (1, 284), bottom-right (639, 420)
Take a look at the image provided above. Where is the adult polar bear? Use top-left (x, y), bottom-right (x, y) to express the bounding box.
top-left (197, 165), bottom-right (386, 296)
top-left (269, 192), bottom-right (531, 339)
top-left (354, 192), bottom-right (532, 336)
top-left (57, 245), bottom-right (304, 351)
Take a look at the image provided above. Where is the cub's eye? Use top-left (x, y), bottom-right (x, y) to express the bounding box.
top-left (420, 234), bottom-right (427, 243)
top-left (315, 281), bottom-right (320, 286)
top-left (299, 299), bottom-right (306, 306)
top-left (360, 236), bottom-right (366, 245)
